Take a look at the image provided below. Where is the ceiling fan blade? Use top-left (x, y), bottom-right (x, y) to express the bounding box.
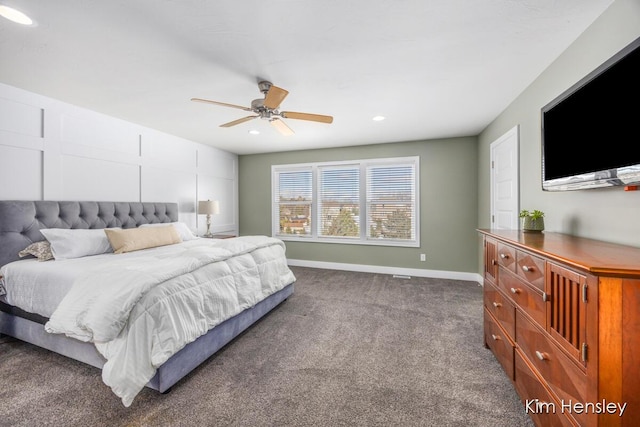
top-left (191, 98), bottom-right (252, 112)
top-left (220, 116), bottom-right (258, 128)
top-left (281, 111), bottom-right (333, 124)
top-left (263, 85), bottom-right (289, 109)
top-left (270, 118), bottom-right (295, 136)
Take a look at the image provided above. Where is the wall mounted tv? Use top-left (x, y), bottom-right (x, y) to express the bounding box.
top-left (541, 36), bottom-right (640, 191)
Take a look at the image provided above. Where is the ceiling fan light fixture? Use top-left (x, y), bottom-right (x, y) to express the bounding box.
top-left (248, 130), bottom-right (260, 135)
top-left (0, 5), bottom-right (34, 25)
top-left (372, 115), bottom-right (385, 121)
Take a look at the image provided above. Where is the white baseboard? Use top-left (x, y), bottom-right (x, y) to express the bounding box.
top-left (287, 258), bottom-right (483, 284)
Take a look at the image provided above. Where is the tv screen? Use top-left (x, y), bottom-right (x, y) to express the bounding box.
top-left (541, 36), bottom-right (640, 191)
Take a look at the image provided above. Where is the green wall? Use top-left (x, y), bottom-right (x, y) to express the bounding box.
top-left (478, 0), bottom-right (640, 265)
top-left (240, 0), bottom-right (640, 277)
top-left (239, 137), bottom-right (479, 273)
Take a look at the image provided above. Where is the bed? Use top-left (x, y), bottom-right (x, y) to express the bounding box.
top-left (0, 200), bottom-right (295, 407)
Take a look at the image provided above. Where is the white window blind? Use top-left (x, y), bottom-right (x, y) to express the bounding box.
top-left (318, 165), bottom-right (360, 238)
top-left (366, 163), bottom-right (416, 241)
top-left (274, 169), bottom-right (312, 236)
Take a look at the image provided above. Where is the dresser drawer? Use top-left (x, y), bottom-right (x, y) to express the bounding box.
top-left (484, 281), bottom-right (515, 339)
top-left (497, 242), bottom-right (517, 273)
top-left (516, 250), bottom-right (545, 291)
top-left (514, 351), bottom-right (578, 427)
top-left (484, 308), bottom-right (515, 380)
top-left (515, 311), bottom-right (587, 426)
top-left (499, 270), bottom-right (546, 328)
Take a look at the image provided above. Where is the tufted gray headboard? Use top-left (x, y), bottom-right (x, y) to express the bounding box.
top-left (0, 201), bottom-right (179, 268)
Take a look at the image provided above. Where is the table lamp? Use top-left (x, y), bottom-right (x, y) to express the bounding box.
top-left (198, 200), bottom-right (220, 238)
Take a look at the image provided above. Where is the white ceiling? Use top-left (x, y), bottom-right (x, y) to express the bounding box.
top-left (0, 0), bottom-right (613, 155)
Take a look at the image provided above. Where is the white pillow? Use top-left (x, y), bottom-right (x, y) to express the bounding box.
top-left (40, 228), bottom-right (115, 260)
top-left (140, 222), bottom-right (199, 241)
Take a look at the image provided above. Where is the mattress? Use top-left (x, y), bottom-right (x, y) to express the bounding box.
top-left (0, 239), bottom-right (221, 318)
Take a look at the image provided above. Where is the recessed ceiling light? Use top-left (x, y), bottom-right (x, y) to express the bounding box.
top-left (372, 116), bottom-right (385, 121)
top-left (0, 5), bottom-right (34, 26)
top-left (248, 130), bottom-right (260, 135)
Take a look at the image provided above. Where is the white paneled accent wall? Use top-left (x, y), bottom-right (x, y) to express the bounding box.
top-left (197, 144), bottom-right (237, 233)
top-left (0, 144), bottom-right (43, 200)
top-left (0, 82), bottom-right (238, 236)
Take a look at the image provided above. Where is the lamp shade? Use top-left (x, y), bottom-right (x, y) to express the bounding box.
top-left (198, 200), bottom-right (220, 215)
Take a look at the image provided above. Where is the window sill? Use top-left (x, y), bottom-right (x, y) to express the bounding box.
top-left (275, 234), bottom-right (419, 248)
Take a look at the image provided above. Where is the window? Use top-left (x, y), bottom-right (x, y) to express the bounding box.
top-left (273, 168), bottom-right (312, 236)
top-left (367, 163), bottom-right (416, 241)
top-left (319, 165), bottom-right (360, 238)
top-left (272, 156), bottom-right (419, 247)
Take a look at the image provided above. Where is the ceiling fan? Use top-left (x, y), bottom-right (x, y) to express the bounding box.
top-left (191, 81), bottom-right (333, 136)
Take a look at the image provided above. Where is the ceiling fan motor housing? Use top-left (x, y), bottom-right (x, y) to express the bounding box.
top-left (251, 98), bottom-right (266, 111)
top-left (251, 98), bottom-right (275, 119)
top-left (258, 80), bottom-right (272, 94)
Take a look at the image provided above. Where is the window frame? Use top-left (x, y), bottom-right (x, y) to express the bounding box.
top-left (271, 156), bottom-right (420, 247)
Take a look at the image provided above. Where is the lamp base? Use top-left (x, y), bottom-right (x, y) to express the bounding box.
top-left (203, 214), bottom-right (213, 238)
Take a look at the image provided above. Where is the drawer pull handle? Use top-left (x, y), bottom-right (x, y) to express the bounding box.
top-left (522, 265), bottom-right (533, 272)
top-left (542, 292), bottom-right (549, 302)
top-left (510, 287), bottom-right (520, 294)
top-left (500, 253), bottom-right (509, 259)
top-left (491, 260), bottom-right (497, 266)
top-left (492, 302), bottom-right (502, 308)
top-left (535, 351), bottom-right (548, 361)
top-left (491, 334), bottom-right (500, 341)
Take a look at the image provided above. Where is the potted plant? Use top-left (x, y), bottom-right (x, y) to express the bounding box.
top-left (520, 209), bottom-right (545, 233)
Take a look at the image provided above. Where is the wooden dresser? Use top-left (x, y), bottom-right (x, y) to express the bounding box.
top-left (478, 229), bottom-right (640, 427)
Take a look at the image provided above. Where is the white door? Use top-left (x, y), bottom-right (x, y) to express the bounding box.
top-left (490, 125), bottom-right (519, 230)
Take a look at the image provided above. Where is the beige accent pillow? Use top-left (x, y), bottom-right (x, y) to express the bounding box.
top-left (104, 226), bottom-right (182, 254)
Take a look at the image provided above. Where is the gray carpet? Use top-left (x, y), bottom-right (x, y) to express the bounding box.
top-left (0, 266), bottom-right (534, 427)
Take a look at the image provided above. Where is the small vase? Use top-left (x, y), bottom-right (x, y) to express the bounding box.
top-left (522, 217), bottom-right (544, 233)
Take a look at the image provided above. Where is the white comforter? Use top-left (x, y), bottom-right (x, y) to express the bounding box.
top-left (44, 235), bottom-right (295, 407)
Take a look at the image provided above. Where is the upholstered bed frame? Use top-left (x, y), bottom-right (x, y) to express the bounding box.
top-left (0, 200), bottom-right (293, 393)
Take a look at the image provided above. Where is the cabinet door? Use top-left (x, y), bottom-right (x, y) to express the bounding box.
top-left (484, 236), bottom-right (499, 285)
top-left (546, 262), bottom-right (588, 366)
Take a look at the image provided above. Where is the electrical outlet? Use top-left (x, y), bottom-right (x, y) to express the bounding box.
top-left (420, 253), bottom-right (426, 262)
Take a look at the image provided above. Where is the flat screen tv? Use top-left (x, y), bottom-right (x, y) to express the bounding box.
top-left (541, 36), bottom-right (640, 191)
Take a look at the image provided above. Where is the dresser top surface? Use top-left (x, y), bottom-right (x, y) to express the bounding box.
top-left (478, 229), bottom-right (640, 278)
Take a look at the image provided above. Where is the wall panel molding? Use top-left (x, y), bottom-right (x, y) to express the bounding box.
top-left (0, 82), bottom-right (238, 235)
